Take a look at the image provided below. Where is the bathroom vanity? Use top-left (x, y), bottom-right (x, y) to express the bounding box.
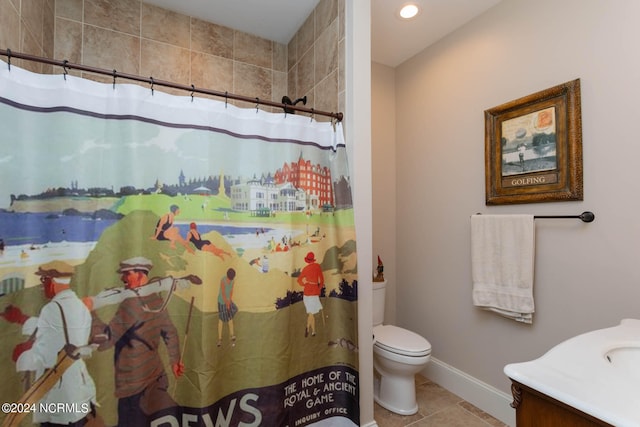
top-left (508, 379), bottom-right (612, 426)
top-left (504, 319), bottom-right (640, 427)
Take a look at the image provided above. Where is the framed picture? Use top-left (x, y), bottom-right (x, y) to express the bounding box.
top-left (484, 79), bottom-right (583, 205)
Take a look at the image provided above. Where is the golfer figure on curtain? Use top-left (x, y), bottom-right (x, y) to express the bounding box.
top-left (297, 252), bottom-right (325, 337)
top-left (90, 257), bottom-right (184, 426)
top-left (2, 261), bottom-right (99, 427)
top-left (217, 268), bottom-right (238, 347)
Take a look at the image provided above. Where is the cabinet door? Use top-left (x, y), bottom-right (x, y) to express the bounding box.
top-left (510, 380), bottom-right (612, 427)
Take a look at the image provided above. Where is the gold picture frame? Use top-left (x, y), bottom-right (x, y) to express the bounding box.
top-left (484, 79), bottom-right (583, 205)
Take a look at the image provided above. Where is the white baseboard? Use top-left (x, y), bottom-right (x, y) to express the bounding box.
top-left (422, 357), bottom-right (516, 427)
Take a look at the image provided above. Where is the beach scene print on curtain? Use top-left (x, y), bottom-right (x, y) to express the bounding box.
top-left (0, 64), bottom-right (359, 427)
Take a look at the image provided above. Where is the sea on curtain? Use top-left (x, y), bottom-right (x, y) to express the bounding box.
top-left (0, 64), bottom-right (358, 427)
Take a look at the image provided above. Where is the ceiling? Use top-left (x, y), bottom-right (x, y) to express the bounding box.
top-left (371, 0), bottom-right (502, 67)
top-left (144, 0), bottom-right (502, 68)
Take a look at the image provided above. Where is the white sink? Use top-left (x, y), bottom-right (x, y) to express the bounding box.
top-left (604, 344), bottom-right (640, 381)
top-left (505, 319), bottom-right (640, 427)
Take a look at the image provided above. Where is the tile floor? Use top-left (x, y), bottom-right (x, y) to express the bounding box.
top-left (373, 374), bottom-right (511, 427)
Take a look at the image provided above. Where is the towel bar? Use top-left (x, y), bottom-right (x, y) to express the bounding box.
top-left (534, 211), bottom-right (594, 223)
top-left (473, 211), bottom-right (595, 223)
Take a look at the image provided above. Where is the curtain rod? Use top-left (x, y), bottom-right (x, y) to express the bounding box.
top-left (0, 48), bottom-right (343, 122)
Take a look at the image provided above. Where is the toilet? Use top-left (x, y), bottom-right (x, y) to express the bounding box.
top-left (372, 280), bottom-right (431, 415)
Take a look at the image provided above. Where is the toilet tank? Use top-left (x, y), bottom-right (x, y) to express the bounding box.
top-left (372, 280), bottom-right (387, 326)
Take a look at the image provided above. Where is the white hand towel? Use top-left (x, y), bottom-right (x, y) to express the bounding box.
top-left (471, 214), bottom-right (535, 324)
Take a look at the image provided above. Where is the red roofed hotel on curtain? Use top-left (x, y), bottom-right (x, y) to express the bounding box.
top-left (274, 154), bottom-right (334, 209)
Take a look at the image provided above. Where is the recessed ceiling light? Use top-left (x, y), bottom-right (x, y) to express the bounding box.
top-left (399, 3), bottom-right (420, 19)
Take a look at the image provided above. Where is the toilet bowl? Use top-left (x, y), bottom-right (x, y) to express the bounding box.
top-left (372, 280), bottom-right (432, 415)
top-left (373, 324), bottom-right (431, 415)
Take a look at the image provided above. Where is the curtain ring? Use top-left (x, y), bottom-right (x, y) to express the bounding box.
top-left (191, 84), bottom-right (195, 102)
top-left (149, 77), bottom-right (154, 95)
top-left (256, 97), bottom-right (259, 113)
top-left (6, 49), bottom-right (11, 70)
top-left (62, 60), bottom-right (69, 80)
top-left (310, 108), bottom-right (315, 122)
top-left (112, 69), bottom-right (117, 89)
top-left (225, 91), bottom-right (228, 108)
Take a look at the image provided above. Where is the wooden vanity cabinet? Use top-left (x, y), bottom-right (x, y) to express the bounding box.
top-left (509, 379), bottom-right (614, 427)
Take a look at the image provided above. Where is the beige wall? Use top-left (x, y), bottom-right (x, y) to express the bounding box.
top-left (374, 0), bottom-right (640, 400)
top-left (371, 61), bottom-right (396, 324)
top-left (0, 0), bottom-right (344, 118)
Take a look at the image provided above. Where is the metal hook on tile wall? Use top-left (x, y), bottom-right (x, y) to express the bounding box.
top-left (281, 95), bottom-right (307, 114)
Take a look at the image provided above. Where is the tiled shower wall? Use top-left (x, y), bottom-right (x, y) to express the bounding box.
top-left (288, 0), bottom-right (345, 120)
top-left (0, 0), bottom-right (345, 120)
top-left (0, 0), bottom-right (55, 73)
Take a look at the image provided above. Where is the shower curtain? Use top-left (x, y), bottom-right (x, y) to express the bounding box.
top-left (0, 64), bottom-right (359, 427)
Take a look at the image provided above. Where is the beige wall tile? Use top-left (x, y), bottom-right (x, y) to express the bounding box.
top-left (296, 45), bottom-right (314, 97)
top-left (142, 3), bottom-right (190, 49)
top-left (55, 0), bottom-right (82, 22)
top-left (314, 69), bottom-right (337, 120)
top-left (287, 63), bottom-right (297, 97)
top-left (54, 17), bottom-right (82, 62)
top-left (315, 0), bottom-right (337, 37)
top-left (0, 0), bottom-right (21, 51)
top-left (338, 0), bottom-right (345, 41)
top-left (43, 0), bottom-right (54, 59)
top-left (233, 61), bottom-right (271, 110)
top-left (296, 12), bottom-right (314, 60)
top-left (287, 34), bottom-right (297, 72)
top-left (272, 70), bottom-right (287, 103)
top-left (84, 0), bottom-right (140, 36)
top-left (191, 51), bottom-right (233, 95)
top-left (285, 1), bottom-right (343, 118)
top-left (22, 0), bottom-right (45, 49)
top-left (20, 24), bottom-right (43, 70)
top-left (315, 18), bottom-right (337, 83)
top-left (83, 25), bottom-right (140, 74)
top-left (273, 42), bottom-right (287, 73)
top-left (191, 18), bottom-right (233, 59)
top-left (141, 39), bottom-right (191, 86)
top-left (234, 31), bottom-right (272, 69)
top-left (302, 91), bottom-right (314, 114)
top-left (338, 38), bottom-right (344, 93)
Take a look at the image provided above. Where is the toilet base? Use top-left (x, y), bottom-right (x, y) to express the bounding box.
top-left (373, 369), bottom-right (419, 415)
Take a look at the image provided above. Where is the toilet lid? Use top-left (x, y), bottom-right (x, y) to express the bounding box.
top-left (373, 325), bottom-right (431, 357)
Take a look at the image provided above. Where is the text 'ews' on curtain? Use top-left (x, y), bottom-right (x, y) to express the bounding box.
top-left (0, 63), bottom-right (359, 427)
